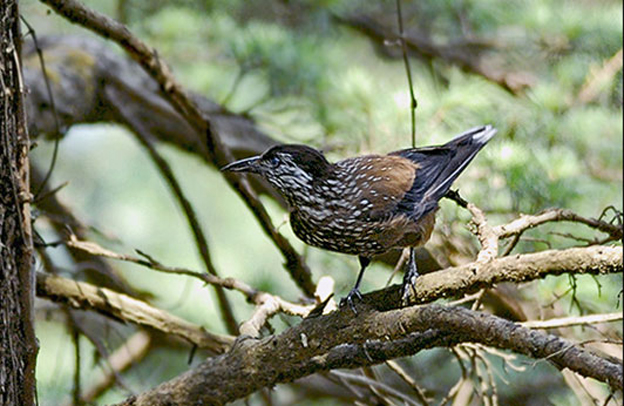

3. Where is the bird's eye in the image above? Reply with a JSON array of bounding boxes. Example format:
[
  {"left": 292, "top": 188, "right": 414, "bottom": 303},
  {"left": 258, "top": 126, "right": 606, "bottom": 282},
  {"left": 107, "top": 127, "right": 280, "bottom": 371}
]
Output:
[{"left": 269, "top": 156, "right": 280, "bottom": 167}]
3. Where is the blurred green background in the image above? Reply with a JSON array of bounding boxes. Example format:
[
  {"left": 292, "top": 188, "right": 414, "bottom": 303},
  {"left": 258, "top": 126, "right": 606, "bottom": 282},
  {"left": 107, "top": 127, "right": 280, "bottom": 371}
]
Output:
[{"left": 22, "top": 0, "right": 622, "bottom": 405}]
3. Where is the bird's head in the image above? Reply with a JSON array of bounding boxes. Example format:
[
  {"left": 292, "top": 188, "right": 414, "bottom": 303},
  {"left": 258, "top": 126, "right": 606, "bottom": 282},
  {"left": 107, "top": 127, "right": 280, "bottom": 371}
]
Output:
[{"left": 221, "top": 144, "right": 331, "bottom": 205}]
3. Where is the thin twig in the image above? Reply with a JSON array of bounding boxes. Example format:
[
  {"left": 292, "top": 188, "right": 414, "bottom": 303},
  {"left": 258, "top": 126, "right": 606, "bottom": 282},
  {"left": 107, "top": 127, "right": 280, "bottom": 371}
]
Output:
[
  {"left": 448, "top": 291, "right": 485, "bottom": 307},
  {"left": 494, "top": 208, "right": 623, "bottom": 241},
  {"left": 439, "top": 348, "right": 469, "bottom": 406},
  {"left": 385, "top": 248, "right": 410, "bottom": 287},
  {"left": 361, "top": 366, "right": 396, "bottom": 406},
  {"left": 20, "top": 16, "right": 63, "bottom": 199},
  {"left": 81, "top": 331, "right": 152, "bottom": 403},
  {"left": 521, "top": 312, "right": 623, "bottom": 330},
  {"left": 501, "top": 233, "right": 521, "bottom": 256},
  {"left": 470, "top": 289, "right": 486, "bottom": 311},
  {"left": 32, "top": 181, "right": 68, "bottom": 204},
  {"left": 67, "top": 310, "right": 133, "bottom": 397},
  {"left": 72, "top": 326, "right": 82, "bottom": 406},
  {"left": 395, "top": 0, "right": 418, "bottom": 147},
  {"left": 65, "top": 237, "right": 312, "bottom": 333},
  {"left": 473, "top": 348, "right": 499, "bottom": 406},
  {"left": 330, "top": 370, "right": 420, "bottom": 406},
  {"left": 385, "top": 360, "right": 430, "bottom": 406}
]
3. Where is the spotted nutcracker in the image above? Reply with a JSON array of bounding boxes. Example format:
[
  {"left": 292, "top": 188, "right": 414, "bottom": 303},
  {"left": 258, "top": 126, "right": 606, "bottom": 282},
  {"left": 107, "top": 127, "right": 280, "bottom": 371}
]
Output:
[{"left": 222, "top": 125, "right": 496, "bottom": 310}]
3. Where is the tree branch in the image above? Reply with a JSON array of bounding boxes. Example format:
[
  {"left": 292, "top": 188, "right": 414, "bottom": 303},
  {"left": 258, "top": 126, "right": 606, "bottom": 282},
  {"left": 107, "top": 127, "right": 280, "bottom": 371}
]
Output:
[
  {"left": 80, "top": 331, "right": 152, "bottom": 404},
  {"left": 371, "top": 245, "right": 622, "bottom": 310},
  {"left": 494, "top": 208, "right": 623, "bottom": 241},
  {"left": 65, "top": 236, "right": 313, "bottom": 335},
  {"left": 520, "top": 312, "right": 623, "bottom": 330},
  {"left": 35, "top": 272, "right": 234, "bottom": 353},
  {"left": 115, "top": 304, "right": 623, "bottom": 405},
  {"left": 334, "top": 13, "right": 534, "bottom": 94}
]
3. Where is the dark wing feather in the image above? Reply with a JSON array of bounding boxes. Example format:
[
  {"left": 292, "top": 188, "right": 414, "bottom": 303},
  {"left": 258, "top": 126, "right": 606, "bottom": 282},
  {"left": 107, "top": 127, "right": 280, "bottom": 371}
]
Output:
[{"left": 390, "top": 125, "right": 496, "bottom": 220}]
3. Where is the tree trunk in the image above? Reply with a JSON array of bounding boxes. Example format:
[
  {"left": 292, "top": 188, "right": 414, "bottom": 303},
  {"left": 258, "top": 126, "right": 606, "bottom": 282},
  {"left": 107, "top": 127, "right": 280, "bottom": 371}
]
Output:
[{"left": 0, "top": 1, "right": 38, "bottom": 405}]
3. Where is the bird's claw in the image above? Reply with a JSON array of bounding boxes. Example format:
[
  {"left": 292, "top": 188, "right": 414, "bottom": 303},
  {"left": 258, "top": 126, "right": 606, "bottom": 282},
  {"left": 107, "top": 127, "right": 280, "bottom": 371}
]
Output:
[
  {"left": 401, "top": 275, "right": 418, "bottom": 306},
  {"left": 401, "top": 255, "right": 420, "bottom": 306},
  {"left": 340, "top": 288, "right": 363, "bottom": 315}
]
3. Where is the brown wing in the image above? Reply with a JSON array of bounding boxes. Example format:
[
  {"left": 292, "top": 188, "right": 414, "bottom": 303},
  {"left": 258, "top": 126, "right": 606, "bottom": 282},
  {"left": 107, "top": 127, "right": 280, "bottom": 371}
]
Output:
[{"left": 337, "top": 154, "right": 419, "bottom": 222}]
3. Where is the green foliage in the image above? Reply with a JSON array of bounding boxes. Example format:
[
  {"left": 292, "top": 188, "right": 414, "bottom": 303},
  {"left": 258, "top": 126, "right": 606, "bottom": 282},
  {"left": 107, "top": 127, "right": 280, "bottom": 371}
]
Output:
[{"left": 227, "top": 22, "right": 326, "bottom": 99}]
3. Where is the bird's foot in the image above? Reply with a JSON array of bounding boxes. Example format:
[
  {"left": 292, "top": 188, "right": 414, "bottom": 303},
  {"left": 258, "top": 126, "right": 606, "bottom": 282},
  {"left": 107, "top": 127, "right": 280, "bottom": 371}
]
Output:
[
  {"left": 401, "top": 267, "right": 420, "bottom": 306},
  {"left": 230, "top": 334, "right": 256, "bottom": 353},
  {"left": 340, "top": 288, "right": 363, "bottom": 315}
]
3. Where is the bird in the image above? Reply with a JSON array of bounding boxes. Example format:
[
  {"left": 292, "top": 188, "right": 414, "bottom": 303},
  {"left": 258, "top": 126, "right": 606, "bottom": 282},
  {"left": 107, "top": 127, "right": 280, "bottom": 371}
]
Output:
[{"left": 222, "top": 125, "right": 496, "bottom": 310}]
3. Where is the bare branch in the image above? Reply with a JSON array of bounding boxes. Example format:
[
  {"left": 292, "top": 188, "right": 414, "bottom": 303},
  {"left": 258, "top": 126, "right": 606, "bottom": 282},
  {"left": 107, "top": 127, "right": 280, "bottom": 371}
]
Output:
[
  {"left": 521, "top": 313, "right": 623, "bottom": 330},
  {"left": 494, "top": 209, "right": 623, "bottom": 241},
  {"left": 376, "top": 245, "right": 622, "bottom": 309},
  {"left": 81, "top": 331, "right": 152, "bottom": 403},
  {"left": 66, "top": 236, "right": 312, "bottom": 336},
  {"left": 385, "top": 360, "right": 430, "bottom": 405},
  {"left": 35, "top": 272, "right": 234, "bottom": 353},
  {"left": 334, "top": 13, "right": 533, "bottom": 94},
  {"left": 466, "top": 202, "right": 498, "bottom": 262}
]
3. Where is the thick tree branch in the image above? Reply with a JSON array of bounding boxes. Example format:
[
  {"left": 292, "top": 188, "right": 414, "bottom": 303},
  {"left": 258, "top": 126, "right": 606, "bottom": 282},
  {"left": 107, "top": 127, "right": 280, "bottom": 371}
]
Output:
[
  {"left": 35, "top": 272, "right": 234, "bottom": 353},
  {"left": 369, "top": 245, "right": 622, "bottom": 310},
  {"left": 115, "top": 304, "right": 622, "bottom": 405}
]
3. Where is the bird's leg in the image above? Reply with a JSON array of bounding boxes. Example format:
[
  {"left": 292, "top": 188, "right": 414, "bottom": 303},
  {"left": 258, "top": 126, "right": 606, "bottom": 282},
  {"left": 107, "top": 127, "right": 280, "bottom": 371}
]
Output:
[
  {"left": 340, "top": 256, "right": 370, "bottom": 314},
  {"left": 401, "top": 247, "right": 420, "bottom": 305}
]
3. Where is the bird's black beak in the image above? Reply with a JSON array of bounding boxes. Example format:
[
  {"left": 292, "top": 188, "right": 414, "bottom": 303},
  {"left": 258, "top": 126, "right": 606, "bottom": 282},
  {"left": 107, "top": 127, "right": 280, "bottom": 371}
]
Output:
[{"left": 220, "top": 156, "right": 261, "bottom": 173}]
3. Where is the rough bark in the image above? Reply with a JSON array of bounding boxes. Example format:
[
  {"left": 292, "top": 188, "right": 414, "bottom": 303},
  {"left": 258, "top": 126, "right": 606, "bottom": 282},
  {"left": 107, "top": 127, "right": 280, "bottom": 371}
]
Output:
[
  {"left": 115, "top": 304, "right": 622, "bottom": 405},
  {"left": 0, "top": 1, "right": 38, "bottom": 404},
  {"left": 369, "top": 245, "right": 623, "bottom": 310}
]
